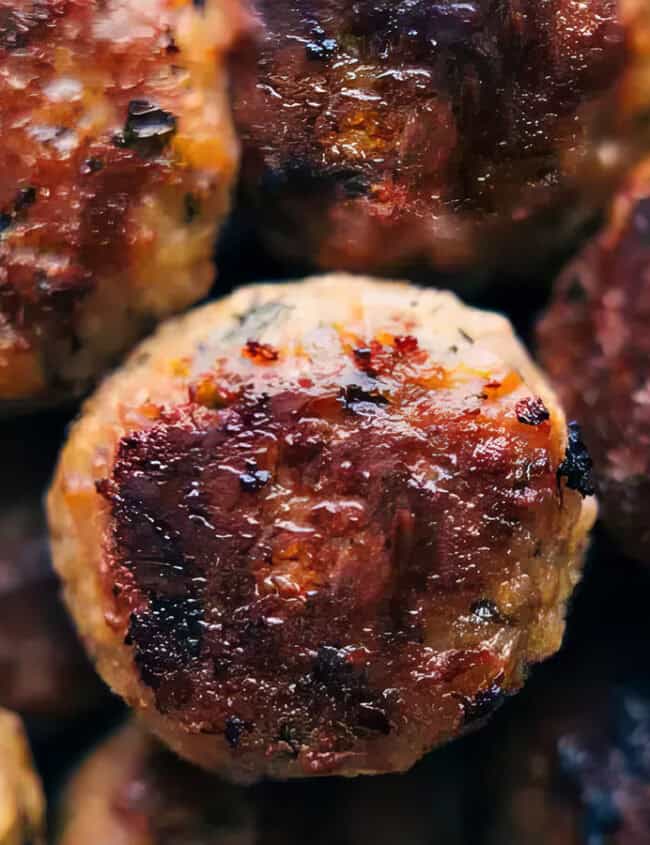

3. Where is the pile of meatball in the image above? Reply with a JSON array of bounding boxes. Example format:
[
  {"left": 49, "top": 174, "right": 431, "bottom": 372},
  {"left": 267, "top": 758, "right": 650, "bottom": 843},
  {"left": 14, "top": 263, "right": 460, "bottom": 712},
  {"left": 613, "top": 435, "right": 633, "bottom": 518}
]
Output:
[{"left": 2, "top": 1, "right": 650, "bottom": 843}]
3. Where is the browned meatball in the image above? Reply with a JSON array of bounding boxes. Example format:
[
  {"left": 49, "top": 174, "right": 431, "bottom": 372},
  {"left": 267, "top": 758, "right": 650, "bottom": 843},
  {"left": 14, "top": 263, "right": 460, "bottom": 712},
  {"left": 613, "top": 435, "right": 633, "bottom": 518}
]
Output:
[
  {"left": 538, "top": 158, "right": 650, "bottom": 563},
  {"left": 0, "top": 709, "right": 45, "bottom": 845},
  {"left": 0, "top": 417, "right": 104, "bottom": 721},
  {"left": 48, "top": 275, "right": 595, "bottom": 781},
  {"left": 57, "top": 721, "right": 470, "bottom": 845},
  {"left": 0, "top": 0, "right": 251, "bottom": 414},
  {"left": 233, "top": 0, "right": 649, "bottom": 276}
]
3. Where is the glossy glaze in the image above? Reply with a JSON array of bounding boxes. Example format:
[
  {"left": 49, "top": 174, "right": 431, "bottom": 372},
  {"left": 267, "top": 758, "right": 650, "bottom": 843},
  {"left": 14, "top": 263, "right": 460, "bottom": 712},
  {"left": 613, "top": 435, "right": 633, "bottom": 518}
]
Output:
[
  {"left": 0, "top": 0, "right": 247, "bottom": 409},
  {"left": 234, "top": 0, "right": 632, "bottom": 273}
]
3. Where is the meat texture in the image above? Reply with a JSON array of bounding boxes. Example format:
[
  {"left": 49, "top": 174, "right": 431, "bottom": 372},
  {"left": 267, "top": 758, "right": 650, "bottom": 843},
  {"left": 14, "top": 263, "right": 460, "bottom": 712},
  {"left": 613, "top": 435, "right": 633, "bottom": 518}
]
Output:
[
  {"left": 48, "top": 275, "right": 596, "bottom": 781},
  {"left": 0, "top": 0, "right": 250, "bottom": 413},
  {"left": 538, "top": 157, "right": 650, "bottom": 563},
  {"left": 0, "top": 709, "right": 44, "bottom": 845},
  {"left": 233, "top": 0, "right": 650, "bottom": 276}
]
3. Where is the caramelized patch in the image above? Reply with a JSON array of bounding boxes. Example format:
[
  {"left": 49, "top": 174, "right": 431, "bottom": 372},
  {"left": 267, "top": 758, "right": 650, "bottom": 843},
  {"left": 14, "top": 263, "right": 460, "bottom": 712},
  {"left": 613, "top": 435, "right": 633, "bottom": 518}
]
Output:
[
  {"left": 234, "top": 0, "right": 627, "bottom": 270},
  {"left": 99, "top": 330, "right": 578, "bottom": 772}
]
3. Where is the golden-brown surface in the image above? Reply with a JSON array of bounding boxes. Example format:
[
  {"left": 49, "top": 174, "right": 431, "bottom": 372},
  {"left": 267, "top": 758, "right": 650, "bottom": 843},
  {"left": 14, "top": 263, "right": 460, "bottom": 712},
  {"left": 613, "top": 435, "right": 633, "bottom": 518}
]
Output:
[
  {"left": 538, "top": 157, "right": 650, "bottom": 563},
  {"left": 0, "top": 0, "right": 250, "bottom": 413},
  {"left": 0, "top": 709, "right": 45, "bottom": 845},
  {"left": 48, "top": 275, "right": 596, "bottom": 781},
  {"left": 234, "top": 0, "right": 650, "bottom": 276},
  {"left": 0, "top": 416, "right": 105, "bottom": 720}
]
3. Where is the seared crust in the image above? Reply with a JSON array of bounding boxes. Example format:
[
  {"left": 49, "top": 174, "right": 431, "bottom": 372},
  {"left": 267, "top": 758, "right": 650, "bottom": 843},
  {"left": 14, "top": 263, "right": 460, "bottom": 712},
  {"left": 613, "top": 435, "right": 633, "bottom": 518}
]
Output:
[
  {"left": 0, "top": 0, "right": 250, "bottom": 412},
  {"left": 538, "top": 158, "right": 650, "bottom": 563},
  {"left": 0, "top": 709, "right": 45, "bottom": 845},
  {"left": 234, "top": 0, "right": 648, "bottom": 275},
  {"left": 48, "top": 275, "right": 596, "bottom": 781}
]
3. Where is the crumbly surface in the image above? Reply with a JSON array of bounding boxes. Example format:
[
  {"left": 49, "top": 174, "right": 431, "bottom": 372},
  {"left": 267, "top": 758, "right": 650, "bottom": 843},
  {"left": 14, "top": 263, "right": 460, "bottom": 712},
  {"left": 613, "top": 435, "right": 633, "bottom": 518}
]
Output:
[
  {"left": 234, "top": 0, "right": 646, "bottom": 275},
  {"left": 538, "top": 158, "right": 650, "bottom": 563},
  {"left": 0, "top": 709, "right": 44, "bottom": 845},
  {"left": 48, "top": 275, "right": 596, "bottom": 781},
  {"left": 0, "top": 0, "right": 249, "bottom": 412}
]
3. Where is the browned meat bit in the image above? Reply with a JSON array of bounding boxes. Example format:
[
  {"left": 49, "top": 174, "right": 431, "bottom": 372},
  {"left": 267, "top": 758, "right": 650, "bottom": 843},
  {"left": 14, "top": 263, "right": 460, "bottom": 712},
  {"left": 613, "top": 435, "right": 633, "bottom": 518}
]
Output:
[
  {"left": 0, "top": 0, "right": 251, "bottom": 414},
  {"left": 538, "top": 158, "right": 650, "bottom": 563},
  {"left": 0, "top": 709, "right": 45, "bottom": 845},
  {"left": 233, "top": 0, "right": 648, "bottom": 277},
  {"left": 48, "top": 275, "right": 595, "bottom": 782},
  {"left": 57, "top": 720, "right": 469, "bottom": 845},
  {"left": 0, "top": 417, "right": 105, "bottom": 723}
]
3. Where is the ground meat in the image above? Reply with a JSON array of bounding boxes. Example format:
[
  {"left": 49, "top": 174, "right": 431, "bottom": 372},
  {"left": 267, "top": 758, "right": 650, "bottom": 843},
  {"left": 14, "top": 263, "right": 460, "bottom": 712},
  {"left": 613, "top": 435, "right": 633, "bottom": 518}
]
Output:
[
  {"left": 48, "top": 275, "right": 595, "bottom": 781},
  {"left": 538, "top": 157, "right": 650, "bottom": 563},
  {"left": 233, "top": 0, "right": 647, "bottom": 277},
  {"left": 0, "top": 0, "right": 251, "bottom": 413}
]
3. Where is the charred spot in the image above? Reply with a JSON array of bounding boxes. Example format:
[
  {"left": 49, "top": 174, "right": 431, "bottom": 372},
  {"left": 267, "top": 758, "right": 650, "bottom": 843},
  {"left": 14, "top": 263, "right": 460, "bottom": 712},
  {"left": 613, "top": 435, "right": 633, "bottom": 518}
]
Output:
[
  {"left": 459, "top": 329, "right": 475, "bottom": 344},
  {"left": 14, "top": 186, "right": 36, "bottom": 212},
  {"left": 470, "top": 600, "right": 504, "bottom": 624},
  {"left": 277, "top": 722, "right": 302, "bottom": 757},
  {"left": 0, "top": 213, "right": 11, "bottom": 233},
  {"left": 340, "top": 384, "right": 389, "bottom": 411},
  {"left": 558, "top": 421, "right": 596, "bottom": 497},
  {"left": 82, "top": 157, "right": 104, "bottom": 175},
  {"left": 312, "top": 645, "right": 354, "bottom": 687},
  {"left": 121, "top": 100, "right": 177, "bottom": 154},
  {"left": 460, "top": 681, "right": 504, "bottom": 725},
  {"left": 0, "top": 2, "right": 63, "bottom": 50},
  {"left": 260, "top": 161, "right": 369, "bottom": 201},
  {"left": 516, "top": 397, "right": 550, "bottom": 426},
  {"left": 127, "top": 596, "right": 204, "bottom": 692},
  {"left": 239, "top": 459, "right": 271, "bottom": 492},
  {"left": 184, "top": 193, "right": 201, "bottom": 223},
  {"left": 224, "top": 715, "right": 245, "bottom": 748},
  {"left": 357, "top": 702, "right": 391, "bottom": 735},
  {"left": 305, "top": 36, "right": 338, "bottom": 61},
  {"left": 566, "top": 274, "right": 587, "bottom": 303},
  {"left": 242, "top": 339, "right": 279, "bottom": 363}
]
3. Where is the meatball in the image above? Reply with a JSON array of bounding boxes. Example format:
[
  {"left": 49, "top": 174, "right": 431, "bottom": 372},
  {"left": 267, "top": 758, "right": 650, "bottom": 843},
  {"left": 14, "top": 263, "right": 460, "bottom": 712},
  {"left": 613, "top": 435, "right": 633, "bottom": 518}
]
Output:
[
  {"left": 57, "top": 721, "right": 469, "bottom": 845},
  {"left": 0, "top": 709, "right": 45, "bottom": 845},
  {"left": 538, "top": 158, "right": 650, "bottom": 563},
  {"left": 0, "top": 416, "right": 105, "bottom": 722},
  {"left": 0, "top": 0, "right": 251, "bottom": 414},
  {"left": 233, "top": 0, "right": 647, "bottom": 276},
  {"left": 48, "top": 275, "right": 596, "bottom": 781}
]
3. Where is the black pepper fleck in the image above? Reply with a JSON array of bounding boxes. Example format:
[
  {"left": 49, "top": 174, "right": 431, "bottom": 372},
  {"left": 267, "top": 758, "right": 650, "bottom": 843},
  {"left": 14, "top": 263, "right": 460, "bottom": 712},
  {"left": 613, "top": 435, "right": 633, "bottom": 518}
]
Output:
[{"left": 558, "top": 421, "right": 596, "bottom": 497}]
